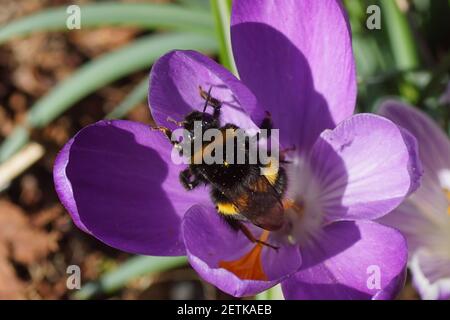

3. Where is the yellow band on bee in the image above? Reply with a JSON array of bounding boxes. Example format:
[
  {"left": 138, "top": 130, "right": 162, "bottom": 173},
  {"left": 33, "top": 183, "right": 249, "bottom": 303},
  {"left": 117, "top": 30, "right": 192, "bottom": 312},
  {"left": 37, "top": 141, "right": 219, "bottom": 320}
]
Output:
[
  {"left": 216, "top": 202, "right": 239, "bottom": 215},
  {"left": 263, "top": 157, "right": 279, "bottom": 185}
]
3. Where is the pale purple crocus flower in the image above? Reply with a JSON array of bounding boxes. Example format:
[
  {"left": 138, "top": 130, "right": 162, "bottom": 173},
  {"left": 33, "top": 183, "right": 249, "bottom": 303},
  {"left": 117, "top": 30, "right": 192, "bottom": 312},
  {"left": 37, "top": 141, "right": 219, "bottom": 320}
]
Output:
[
  {"left": 54, "top": 0, "right": 422, "bottom": 299},
  {"left": 379, "top": 100, "right": 450, "bottom": 300}
]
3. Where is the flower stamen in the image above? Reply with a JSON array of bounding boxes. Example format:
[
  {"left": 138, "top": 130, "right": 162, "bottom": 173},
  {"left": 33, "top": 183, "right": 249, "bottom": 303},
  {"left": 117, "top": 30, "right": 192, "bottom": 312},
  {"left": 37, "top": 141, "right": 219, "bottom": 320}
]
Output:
[
  {"left": 444, "top": 188, "right": 450, "bottom": 216},
  {"left": 283, "top": 198, "right": 304, "bottom": 216}
]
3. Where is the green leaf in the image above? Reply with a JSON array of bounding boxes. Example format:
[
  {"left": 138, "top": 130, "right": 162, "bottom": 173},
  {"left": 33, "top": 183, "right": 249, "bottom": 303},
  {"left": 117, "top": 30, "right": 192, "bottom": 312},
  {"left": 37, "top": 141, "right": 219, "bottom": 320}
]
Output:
[
  {"left": 380, "top": 0, "right": 419, "bottom": 70},
  {"left": 105, "top": 78, "right": 149, "bottom": 120},
  {"left": 210, "top": 0, "right": 237, "bottom": 75},
  {"left": 0, "top": 127, "right": 29, "bottom": 163},
  {"left": 353, "top": 35, "right": 381, "bottom": 81},
  {"left": 74, "top": 256, "right": 187, "bottom": 300},
  {"left": 0, "top": 32, "right": 217, "bottom": 162},
  {"left": 344, "top": 0, "right": 366, "bottom": 33},
  {"left": 255, "top": 285, "right": 284, "bottom": 300},
  {"left": 0, "top": 2, "right": 214, "bottom": 44}
]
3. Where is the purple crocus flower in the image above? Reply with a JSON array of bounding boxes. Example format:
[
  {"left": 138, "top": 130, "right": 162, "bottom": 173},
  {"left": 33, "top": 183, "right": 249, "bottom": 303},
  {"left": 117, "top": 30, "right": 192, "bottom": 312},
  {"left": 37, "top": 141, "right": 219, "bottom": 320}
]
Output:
[
  {"left": 379, "top": 100, "right": 450, "bottom": 300},
  {"left": 54, "top": 0, "right": 422, "bottom": 299}
]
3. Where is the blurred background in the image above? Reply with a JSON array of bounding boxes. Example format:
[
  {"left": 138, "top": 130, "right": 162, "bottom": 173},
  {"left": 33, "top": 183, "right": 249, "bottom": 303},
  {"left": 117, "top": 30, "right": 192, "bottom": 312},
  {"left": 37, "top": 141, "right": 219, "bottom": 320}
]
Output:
[{"left": 0, "top": 0, "right": 448, "bottom": 300}]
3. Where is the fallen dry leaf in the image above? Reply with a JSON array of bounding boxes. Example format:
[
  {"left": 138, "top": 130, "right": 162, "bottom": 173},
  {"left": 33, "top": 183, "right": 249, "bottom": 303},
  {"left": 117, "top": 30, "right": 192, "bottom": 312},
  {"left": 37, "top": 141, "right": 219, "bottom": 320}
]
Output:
[{"left": 0, "top": 199, "right": 59, "bottom": 299}]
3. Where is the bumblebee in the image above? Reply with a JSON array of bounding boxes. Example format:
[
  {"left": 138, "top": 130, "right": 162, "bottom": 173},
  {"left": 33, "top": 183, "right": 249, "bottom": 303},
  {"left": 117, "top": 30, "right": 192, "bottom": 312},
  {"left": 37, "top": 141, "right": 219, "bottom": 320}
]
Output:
[{"left": 154, "top": 86, "right": 288, "bottom": 249}]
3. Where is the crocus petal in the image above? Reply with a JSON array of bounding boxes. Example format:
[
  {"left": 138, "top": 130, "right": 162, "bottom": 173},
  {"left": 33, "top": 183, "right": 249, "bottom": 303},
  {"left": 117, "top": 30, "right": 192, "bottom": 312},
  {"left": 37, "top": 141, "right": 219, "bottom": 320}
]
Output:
[
  {"left": 378, "top": 101, "right": 450, "bottom": 171},
  {"left": 149, "top": 50, "right": 261, "bottom": 131},
  {"left": 379, "top": 100, "right": 450, "bottom": 217},
  {"left": 231, "top": 0, "right": 356, "bottom": 152},
  {"left": 281, "top": 221, "right": 407, "bottom": 300},
  {"left": 410, "top": 248, "right": 450, "bottom": 300},
  {"left": 380, "top": 194, "right": 450, "bottom": 301},
  {"left": 181, "top": 205, "right": 302, "bottom": 297},
  {"left": 309, "top": 114, "right": 422, "bottom": 221},
  {"left": 54, "top": 120, "right": 209, "bottom": 256},
  {"left": 378, "top": 200, "right": 446, "bottom": 254}
]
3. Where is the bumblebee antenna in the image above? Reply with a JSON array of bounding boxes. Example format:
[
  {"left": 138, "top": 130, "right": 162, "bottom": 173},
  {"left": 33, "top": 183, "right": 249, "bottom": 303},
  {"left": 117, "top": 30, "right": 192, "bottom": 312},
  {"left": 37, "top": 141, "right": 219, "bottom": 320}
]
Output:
[{"left": 201, "top": 86, "right": 213, "bottom": 113}]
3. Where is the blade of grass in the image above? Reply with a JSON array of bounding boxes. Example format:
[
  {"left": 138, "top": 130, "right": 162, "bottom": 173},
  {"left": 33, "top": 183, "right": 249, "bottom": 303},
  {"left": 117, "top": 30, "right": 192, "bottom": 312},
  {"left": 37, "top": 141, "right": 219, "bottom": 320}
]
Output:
[
  {"left": 380, "top": 0, "right": 419, "bottom": 70},
  {"left": 0, "top": 32, "right": 217, "bottom": 162},
  {"left": 210, "top": 0, "right": 237, "bottom": 75},
  {"left": 177, "top": 0, "right": 211, "bottom": 11},
  {"left": 0, "top": 2, "right": 214, "bottom": 44},
  {"left": 27, "top": 32, "right": 217, "bottom": 127},
  {"left": 344, "top": 0, "right": 365, "bottom": 33},
  {"left": 0, "top": 127, "right": 29, "bottom": 164},
  {"left": 105, "top": 78, "right": 149, "bottom": 120},
  {"left": 380, "top": 0, "right": 421, "bottom": 103},
  {"left": 74, "top": 256, "right": 187, "bottom": 300}
]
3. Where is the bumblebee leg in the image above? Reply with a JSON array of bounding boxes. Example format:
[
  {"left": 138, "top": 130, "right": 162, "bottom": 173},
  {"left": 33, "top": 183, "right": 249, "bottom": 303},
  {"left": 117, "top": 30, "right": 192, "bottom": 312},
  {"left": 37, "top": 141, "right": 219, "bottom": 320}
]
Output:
[
  {"left": 166, "top": 116, "right": 185, "bottom": 127},
  {"left": 237, "top": 221, "right": 279, "bottom": 250},
  {"left": 151, "top": 125, "right": 171, "bottom": 139},
  {"left": 151, "top": 125, "right": 183, "bottom": 153},
  {"left": 179, "top": 168, "right": 204, "bottom": 190}
]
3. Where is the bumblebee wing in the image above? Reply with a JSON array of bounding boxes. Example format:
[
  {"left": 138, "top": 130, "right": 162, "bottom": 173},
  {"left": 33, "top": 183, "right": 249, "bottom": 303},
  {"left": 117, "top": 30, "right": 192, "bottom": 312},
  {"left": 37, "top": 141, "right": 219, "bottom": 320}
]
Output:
[
  {"left": 216, "top": 173, "right": 285, "bottom": 231},
  {"left": 240, "top": 177, "right": 285, "bottom": 231}
]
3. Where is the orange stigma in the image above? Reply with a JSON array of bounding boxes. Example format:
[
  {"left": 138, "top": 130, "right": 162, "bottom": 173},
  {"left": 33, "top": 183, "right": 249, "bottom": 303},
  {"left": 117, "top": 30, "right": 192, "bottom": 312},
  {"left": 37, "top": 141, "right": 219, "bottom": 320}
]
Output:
[{"left": 219, "top": 231, "right": 270, "bottom": 281}]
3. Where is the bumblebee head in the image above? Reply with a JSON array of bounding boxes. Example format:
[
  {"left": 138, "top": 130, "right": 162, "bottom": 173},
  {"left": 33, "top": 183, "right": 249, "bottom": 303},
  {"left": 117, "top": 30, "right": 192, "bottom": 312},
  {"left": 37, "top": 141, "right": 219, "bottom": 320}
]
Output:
[{"left": 183, "top": 110, "right": 219, "bottom": 136}]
